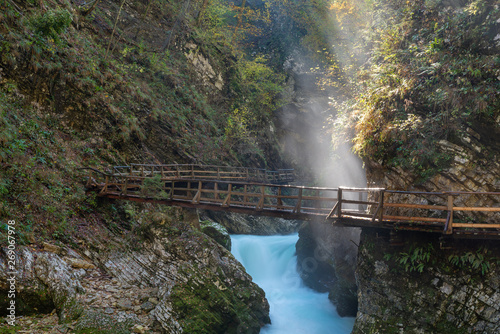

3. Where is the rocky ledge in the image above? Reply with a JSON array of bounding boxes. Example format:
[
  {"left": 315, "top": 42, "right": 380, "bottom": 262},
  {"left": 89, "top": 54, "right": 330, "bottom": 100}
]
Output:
[{"left": 0, "top": 207, "right": 270, "bottom": 333}]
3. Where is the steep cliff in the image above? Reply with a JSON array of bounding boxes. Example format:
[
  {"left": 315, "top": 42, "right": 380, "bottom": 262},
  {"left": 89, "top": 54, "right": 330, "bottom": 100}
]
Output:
[
  {"left": 0, "top": 206, "right": 270, "bottom": 333},
  {"left": 353, "top": 229, "right": 500, "bottom": 334},
  {"left": 295, "top": 220, "right": 360, "bottom": 317}
]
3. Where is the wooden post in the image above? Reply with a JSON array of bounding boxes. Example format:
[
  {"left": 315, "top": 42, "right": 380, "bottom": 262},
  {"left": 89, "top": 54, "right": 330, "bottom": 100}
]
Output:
[
  {"left": 337, "top": 188, "right": 343, "bottom": 218},
  {"left": 141, "top": 165, "right": 144, "bottom": 177},
  {"left": 293, "top": 188, "right": 303, "bottom": 214},
  {"left": 161, "top": 166, "right": 165, "bottom": 178},
  {"left": 217, "top": 167, "right": 220, "bottom": 180},
  {"left": 277, "top": 187, "right": 283, "bottom": 210},
  {"left": 170, "top": 181, "right": 175, "bottom": 200},
  {"left": 123, "top": 178, "right": 128, "bottom": 196},
  {"left": 243, "top": 185, "right": 248, "bottom": 205},
  {"left": 101, "top": 176, "right": 109, "bottom": 194},
  {"left": 222, "top": 184, "right": 232, "bottom": 207},
  {"left": 193, "top": 181, "right": 202, "bottom": 204},
  {"left": 315, "top": 189, "right": 320, "bottom": 212},
  {"left": 214, "top": 182, "right": 219, "bottom": 202},
  {"left": 257, "top": 185, "right": 265, "bottom": 210},
  {"left": 445, "top": 194, "right": 454, "bottom": 234},
  {"left": 358, "top": 192, "right": 363, "bottom": 212},
  {"left": 191, "top": 164, "right": 194, "bottom": 178},
  {"left": 379, "top": 190, "right": 384, "bottom": 222}
]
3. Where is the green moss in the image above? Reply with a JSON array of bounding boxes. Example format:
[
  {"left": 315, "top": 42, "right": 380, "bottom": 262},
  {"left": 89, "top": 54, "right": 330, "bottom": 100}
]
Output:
[{"left": 170, "top": 266, "right": 265, "bottom": 334}]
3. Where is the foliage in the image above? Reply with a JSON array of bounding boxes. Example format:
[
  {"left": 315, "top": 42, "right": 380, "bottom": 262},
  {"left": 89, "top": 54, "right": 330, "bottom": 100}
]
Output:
[
  {"left": 26, "top": 8, "right": 72, "bottom": 43},
  {"left": 329, "top": 0, "right": 500, "bottom": 181},
  {"left": 393, "top": 243, "right": 435, "bottom": 273},
  {"left": 141, "top": 175, "right": 169, "bottom": 200},
  {"left": 447, "top": 247, "right": 499, "bottom": 276}
]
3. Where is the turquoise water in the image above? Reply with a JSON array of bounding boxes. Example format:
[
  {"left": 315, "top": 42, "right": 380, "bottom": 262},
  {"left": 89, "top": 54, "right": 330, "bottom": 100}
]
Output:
[{"left": 231, "top": 234, "right": 355, "bottom": 334}]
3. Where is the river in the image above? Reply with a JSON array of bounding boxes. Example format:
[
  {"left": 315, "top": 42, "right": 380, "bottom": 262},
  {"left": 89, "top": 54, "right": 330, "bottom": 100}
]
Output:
[{"left": 231, "top": 234, "right": 355, "bottom": 334}]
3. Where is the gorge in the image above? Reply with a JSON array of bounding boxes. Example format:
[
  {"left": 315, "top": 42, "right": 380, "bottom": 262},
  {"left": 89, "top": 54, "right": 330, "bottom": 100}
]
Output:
[{"left": 0, "top": 0, "right": 499, "bottom": 333}]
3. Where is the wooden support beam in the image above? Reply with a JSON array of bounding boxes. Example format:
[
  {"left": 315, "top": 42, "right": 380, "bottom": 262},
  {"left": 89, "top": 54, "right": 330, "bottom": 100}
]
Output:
[
  {"left": 256, "top": 186, "right": 265, "bottom": 210},
  {"left": 222, "top": 184, "right": 232, "bottom": 207},
  {"left": 337, "top": 188, "right": 343, "bottom": 218},
  {"left": 445, "top": 195, "right": 454, "bottom": 234},
  {"left": 277, "top": 187, "right": 283, "bottom": 210},
  {"left": 192, "top": 181, "right": 202, "bottom": 204},
  {"left": 378, "top": 190, "right": 384, "bottom": 222},
  {"left": 293, "top": 188, "right": 303, "bottom": 214},
  {"left": 122, "top": 178, "right": 128, "bottom": 196},
  {"left": 100, "top": 176, "right": 109, "bottom": 194},
  {"left": 327, "top": 201, "right": 339, "bottom": 219}
]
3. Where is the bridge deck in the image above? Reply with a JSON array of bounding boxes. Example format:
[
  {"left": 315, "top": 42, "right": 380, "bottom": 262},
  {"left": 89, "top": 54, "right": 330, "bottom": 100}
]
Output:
[{"left": 83, "top": 164, "right": 500, "bottom": 239}]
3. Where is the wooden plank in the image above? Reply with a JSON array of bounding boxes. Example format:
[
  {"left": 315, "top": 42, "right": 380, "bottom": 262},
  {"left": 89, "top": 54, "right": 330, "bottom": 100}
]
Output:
[
  {"left": 342, "top": 200, "right": 379, "bottom": 206},
  {"left": 384, "top": 203, "right": 448, "bottom": 210},
  {"left": 199, "top": 197, "right": 224, "bottom": 204},
  {"left": 340, "top": 187, "right": 385, "bottom": 192},
  {"left": 342, "top": 211, "right": 374, "bottom": 218},
  {"left": 452, "top": 223, "right": 500, "bottom": 228},
  {"left": 383, "top": 215, "right": 447, "bottom": 223},
  {"left": 453, "top": 207, "right": 500, "bottom": 212}
]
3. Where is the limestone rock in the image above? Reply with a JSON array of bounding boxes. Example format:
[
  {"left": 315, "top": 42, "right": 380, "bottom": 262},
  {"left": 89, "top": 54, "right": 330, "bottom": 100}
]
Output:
[
  {"left": 200, "top": 209, "right": 301, "bottom": 235},
  {"left": 200, "top": 219, "right": 232, "bottom": 250},
  {"left": 63, "top": 257, "right": 96, "bottom": 270},
  {"left": 352, "top": 229, "right": 500, "bottom": 334}
]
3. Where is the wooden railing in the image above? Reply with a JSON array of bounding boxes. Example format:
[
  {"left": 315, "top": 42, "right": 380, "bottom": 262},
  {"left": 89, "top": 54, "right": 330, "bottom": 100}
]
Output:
[
  {"left": 84, "top": 168, "right": 500, "bottom": 237},
  {"left": 110, "top": 164, "right": 294, "bottom": 184}
]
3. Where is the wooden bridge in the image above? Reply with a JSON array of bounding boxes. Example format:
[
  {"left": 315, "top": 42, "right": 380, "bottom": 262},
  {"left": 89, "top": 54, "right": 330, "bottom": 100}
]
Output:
[{"left": 84, "top": 164, "right": 500, "bottom": 239}]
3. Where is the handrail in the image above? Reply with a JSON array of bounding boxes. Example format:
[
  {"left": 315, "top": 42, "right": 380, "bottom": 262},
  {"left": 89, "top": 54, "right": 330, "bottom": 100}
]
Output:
[
  {"left": 83, "top": 166, "right": 500, "bottom": 238},
  {"left": 107, "top": 164, "right": 295, "bottom": 184}
]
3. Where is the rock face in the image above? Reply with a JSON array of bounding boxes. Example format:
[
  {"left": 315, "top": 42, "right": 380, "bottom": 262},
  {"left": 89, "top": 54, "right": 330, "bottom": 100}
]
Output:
[
  {"left": 0, "top": 209, "right": 270, "bottom": 333},
  {"left": 200, "top": 219, "right": 232, "bottom": 250},
  {"left": 366, "top": 128, "right": 500, "bottom": 224},
  {"left": 295, "top": 219, "right": 360, "bottom": 317},
  {"left": 199, "top": 210, "right": 301, "bottom": 235},
  {"left": 352, "top": 229, "right": 500, "bottom": 334}
]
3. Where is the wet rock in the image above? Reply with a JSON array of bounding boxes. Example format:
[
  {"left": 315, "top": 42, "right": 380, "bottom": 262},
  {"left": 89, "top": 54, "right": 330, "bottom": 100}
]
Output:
[
  {"left": 200, "top": 210, "right": 301, "bottom": 235},
  {"left": 295, "top": 220, "right": 360, "bottom": 317},
  {"left": 200, "top": 219, "right": 232, "bottom": 250}
]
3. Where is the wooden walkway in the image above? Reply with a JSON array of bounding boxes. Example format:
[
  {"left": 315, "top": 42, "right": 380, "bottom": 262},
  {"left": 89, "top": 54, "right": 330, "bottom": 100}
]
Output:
[{"left": 84, "top": 164, "right": 500, "bottom": 239}]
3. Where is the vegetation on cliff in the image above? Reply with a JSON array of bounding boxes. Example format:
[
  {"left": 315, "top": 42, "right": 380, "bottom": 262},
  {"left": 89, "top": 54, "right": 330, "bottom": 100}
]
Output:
[
  {"left": 0, "top": 0, "right": 295, "bottom": 244},
  {"left": 328, "top": 0, "right": 499, "bottom": 182}
]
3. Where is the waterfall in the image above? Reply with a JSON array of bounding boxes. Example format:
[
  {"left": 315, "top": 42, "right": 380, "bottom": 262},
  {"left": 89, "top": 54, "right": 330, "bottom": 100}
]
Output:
[{"left": 231, "top": 234, "right": 355, "bottom": 334}]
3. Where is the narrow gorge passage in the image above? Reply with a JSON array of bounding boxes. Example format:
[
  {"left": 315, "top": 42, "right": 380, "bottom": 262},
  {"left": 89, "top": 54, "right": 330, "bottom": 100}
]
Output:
[{"left": 231, "top": 234, "right": 355, "bottom": 334}]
